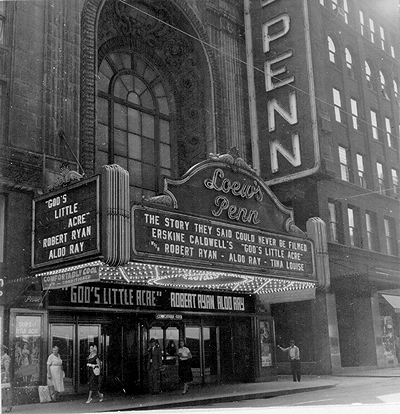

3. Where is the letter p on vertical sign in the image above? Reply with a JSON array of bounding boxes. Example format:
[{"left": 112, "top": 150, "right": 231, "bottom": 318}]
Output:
[{"left": 262, "top": 14, "right": 290, "bottom": 53}]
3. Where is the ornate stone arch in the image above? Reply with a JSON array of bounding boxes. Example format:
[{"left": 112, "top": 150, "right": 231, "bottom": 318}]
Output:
[{"left": 80, "top": 0, "right": 224, "bottom": 176}]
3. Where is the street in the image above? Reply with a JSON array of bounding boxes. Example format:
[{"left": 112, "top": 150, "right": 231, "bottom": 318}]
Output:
[{"left": 173, "top": 376, "right": 400, "bottom": 414}]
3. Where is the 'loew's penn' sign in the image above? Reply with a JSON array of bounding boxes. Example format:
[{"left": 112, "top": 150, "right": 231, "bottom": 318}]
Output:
[{"left": 250, "top": 0, "right": 320, "bottom": 184}]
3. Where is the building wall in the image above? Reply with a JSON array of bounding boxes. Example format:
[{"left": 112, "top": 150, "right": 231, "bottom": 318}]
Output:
[{"left": 269, "top": 0, "right": 400, "bottom": 371}]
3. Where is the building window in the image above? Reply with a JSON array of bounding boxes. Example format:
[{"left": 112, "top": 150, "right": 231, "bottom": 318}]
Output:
[
  {"left": 370, "top": 110, "right": 379, "bottom": 140},
  {"left": 328, "top": 201, "right": 338, "bottom": 242},
  {"left": 377, "top": 162, "right": 386, "bottom": 194},
  {"left": 347, "top": 206, "right": 361, "bottom": 247},
  {"left": 365, "top": 61, "right": 374, "bottom": 91},
  {"left": 350, "top": 99, "right": 359, "bottom": 130},
  {"left": 333, "top": 88, "right": 343, "bottom": 123},
  {"left": 328, "top": 37, "right": 336, "bottom": 64},
  {"left": 369, "top": 18, "right": 375, "bottom": 43},
  {"left": 356, "top": 154, "right": 366, "bottom": 188},
  {"left": 380, "top": 27, "right": 386, "bottom": 51},
  {"left": 332, "top": 0, "right": 338, "bottom": 10},
  {"left": 384, "top": 217, "right": 398, "bottom": 255},
  {"left": 380, "top": 71, "right": 389, "bottom": 99},
  {"left": 342, "top": 0, "right": 349, "bottom": 24},
  {"left": 391, "top": 168, "right": 399, "bottom": 196},
  {"left": 97, "top": 52, "right": 173, "bottom": 203},
  {"left": 359, "top": 11, "right": 365, "bottom": 36},
  {"left": 338, "top": 146, "right": 349, "bottom": 181},
  {"left": 393, "top": 79, "right": 399, "bottom": 99},
  {"left": 0, "top": 194, "right": 4, "bottom": 263},
  {"left": 385, "top": 117, "right": 394, "bottom": 148},
  {"left": 345, "top": 48, "right": 354, "bottom": 77},
  {"left": 390, "top": 45, "right": 395, "bottom": 59},
  {"left": 365, "top": 211, "right": 378, "bottom": 251},
  {"left": 0, "top": 2, "right": 5, "bottom": 45},
  {"left": 320, "top": 0, "right": 325, "bottom": 5}
]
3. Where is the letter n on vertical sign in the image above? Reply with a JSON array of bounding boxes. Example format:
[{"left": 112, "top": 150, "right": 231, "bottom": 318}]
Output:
[{"left": 250, "top": 0, "right": 320, "bottom": 185}]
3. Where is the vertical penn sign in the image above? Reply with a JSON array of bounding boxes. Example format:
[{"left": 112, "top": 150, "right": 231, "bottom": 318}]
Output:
[{"left": 250, "top": 0, "right": 320, "bottom": 184}]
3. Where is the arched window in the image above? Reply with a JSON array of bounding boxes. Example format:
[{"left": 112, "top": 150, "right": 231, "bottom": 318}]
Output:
[
  {"left": 345, "top": 48, "right": 354, "bottom": 77},
  {"left": 328, "top": 37, "right": 336, "bottom": 63},
  {"left": 380, "top": 70, "right": 389, "bottom": 99},
  {"left": 365, "top": 61, "right": 374, "bottom": 91},
  {"left": 97, "top": 52, "right": 173, "bottom": 203}
]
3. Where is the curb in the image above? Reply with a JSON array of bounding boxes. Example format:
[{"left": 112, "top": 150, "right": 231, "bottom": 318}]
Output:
[{"left": 105, "top": 384, "right": 337, "bottom": 412}]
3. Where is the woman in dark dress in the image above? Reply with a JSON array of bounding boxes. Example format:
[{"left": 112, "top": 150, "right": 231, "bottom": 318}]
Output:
[
  {"left": 86, "top": 344, "right": 104, "bottom": 403},
  {"left": 177, "top": 340, "right": 193, "bottom": 394}
]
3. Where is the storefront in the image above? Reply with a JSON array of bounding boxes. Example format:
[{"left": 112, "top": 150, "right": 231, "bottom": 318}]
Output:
[
  {"left": 44, "top": 283, "right": 257, "bottom": 393},
  {"left": 16, "top": 153, "right": 317, "bottom": 400}
]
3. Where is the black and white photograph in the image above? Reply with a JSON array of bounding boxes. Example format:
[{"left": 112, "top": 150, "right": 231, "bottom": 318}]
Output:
[{"left": 1, "top": 1, "right": 400, "bottom": 414}]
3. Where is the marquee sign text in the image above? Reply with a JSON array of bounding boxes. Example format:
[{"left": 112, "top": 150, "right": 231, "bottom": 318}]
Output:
[
  {"left": 251, "top": 0, "right": 320, "bottom": 184},
  {"left": 32, "top": 177, "right": 100, "bottom": 268},
  {"left": 48, "top": 284, "right": 251, "bottom": 313},
  {"left": 132, "top": 206, "right": 315, "bottom": 280}
]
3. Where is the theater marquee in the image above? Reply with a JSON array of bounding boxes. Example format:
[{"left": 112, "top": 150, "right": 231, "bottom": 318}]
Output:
[
  {"left": 32, "top": 176, "right": 100, "bottom": 268},
  {"left": 132, "top": 152, "right": 316, "bottom": 283}
]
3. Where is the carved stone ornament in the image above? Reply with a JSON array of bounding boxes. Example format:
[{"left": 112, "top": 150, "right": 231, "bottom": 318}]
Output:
[
  {"left": 47, "top": 162, "right": 85, "bottom": 192},
  {"left": 284, "top": 218, "right": 306, "bottom": 238},
  {"left": 143, "top": 194, "right": 174, "bottom": 207},
  {"left": 209, "top": 147, "right": 256, "bottom": 174}
]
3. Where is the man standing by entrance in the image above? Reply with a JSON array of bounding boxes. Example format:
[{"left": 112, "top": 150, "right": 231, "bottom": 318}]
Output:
[
  {"left": 147, "top": 338, "right": 162, "bottom": 394},
  {"left": 278, "top": 340, "right": 301, "bottom": 382}
]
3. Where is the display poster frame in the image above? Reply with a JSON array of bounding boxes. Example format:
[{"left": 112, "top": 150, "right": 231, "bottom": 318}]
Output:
[
  {"left": 9, "top": 309, "right": 48, "bottom": 401},
  {"left": 258, "top": 317, "right": 276, "bottom": 378}
]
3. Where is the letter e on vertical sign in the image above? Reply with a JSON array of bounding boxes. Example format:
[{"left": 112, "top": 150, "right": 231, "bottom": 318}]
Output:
[{"left": 250, "top": 0, "right": 320, "bottom": 185}]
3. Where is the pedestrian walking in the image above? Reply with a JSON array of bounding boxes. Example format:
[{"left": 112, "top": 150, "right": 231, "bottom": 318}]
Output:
[
  {"left": 46, "top": 345, "right": 65, "bottom": 401},
  {"left": 178, "top": 339, "right": 193, "bottom": 394},
  {"left": 278, "top": 339, "right": 301, "bottom": 382},
  {"left": 85, "top": 344, "right": 104, "bottom": 403},
  {"left": 147, "top": 338, "right": 163, "bottom": 394}
]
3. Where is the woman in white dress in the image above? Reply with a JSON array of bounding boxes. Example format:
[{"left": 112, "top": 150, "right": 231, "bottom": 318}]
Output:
[{"left": 47, "top": 346, "right": 64, "bottom": 401}]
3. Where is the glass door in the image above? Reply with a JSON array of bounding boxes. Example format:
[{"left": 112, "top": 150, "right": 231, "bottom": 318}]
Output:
[
  {"left": 50, "top": 324, "right": 101, "bottom": 393},
  {"left": 185, "top": 326, "right": 201, "bottom": 383},
  {"left": 50, "top": 325, "right": 75, "bottom": 394},
  {"left": 185, "top": 325, "right": 219, "bottom": 384},
  {"left": 78, "top": 325, "right": 101, "bottom": 393},
  {"left": 203, "top": 327, "right": 218, "bottom": 384}
]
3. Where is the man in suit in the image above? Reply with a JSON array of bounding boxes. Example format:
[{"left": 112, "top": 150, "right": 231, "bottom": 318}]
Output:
[{"left": 147, "top": 338, "right": 163, "bottom": 394}]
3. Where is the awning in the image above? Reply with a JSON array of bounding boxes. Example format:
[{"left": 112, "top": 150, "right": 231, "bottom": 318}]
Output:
[
  {"left": 259, "top": 287, "right": 316, "bottom": 304},
  {"left": 382, "top": 294, "right": 400, "bottom": 313}
]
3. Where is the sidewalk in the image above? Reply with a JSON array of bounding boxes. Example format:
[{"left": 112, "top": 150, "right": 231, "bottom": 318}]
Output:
[
  {"left": 5, "top": 376, "right": 338, "bottom": 414},
  {"left": 336, "top": 366, "right": 400, "bottom": 377},
  {"left": 6, "top": 366, "right": 400, "bottom": 414}
]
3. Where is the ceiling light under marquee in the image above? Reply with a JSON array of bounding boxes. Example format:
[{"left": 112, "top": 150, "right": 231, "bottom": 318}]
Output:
[{"left": 37, "top": 261, "right": 315, "bottom": 294}]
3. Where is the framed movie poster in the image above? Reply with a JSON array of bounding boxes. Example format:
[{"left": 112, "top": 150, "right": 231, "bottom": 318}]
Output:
[{"left": 260, "top": 319, "right": 275, "bottom": 367}]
